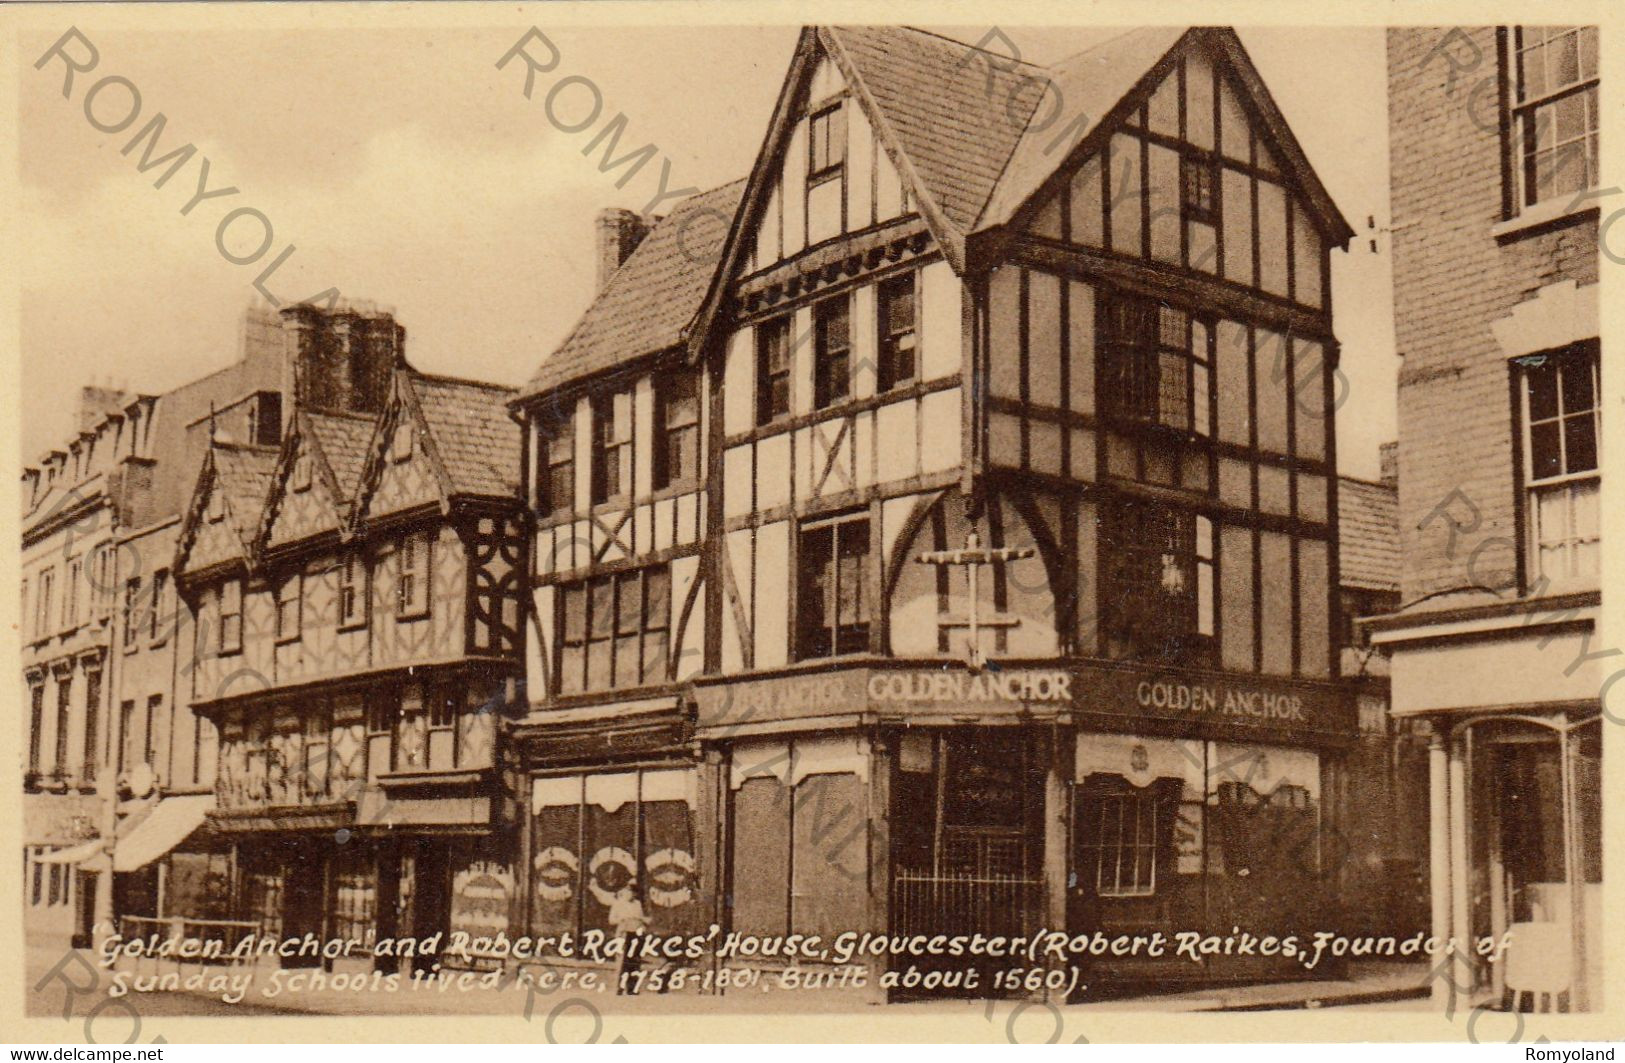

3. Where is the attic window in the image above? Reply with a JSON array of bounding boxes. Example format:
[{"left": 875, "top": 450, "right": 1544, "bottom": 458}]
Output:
[
  {"left": 808, "top": 102, "right": 846, "bottom": 184},
  {"left": 1181, "top": 156, "right": 1218, "bottom": 224},
  {"left": 391, "top": 419, "right": 413, "bottom": 462},
  {"left": 292, "top": 452, "right": 312, "bottom": 492},
  {"left": 206, "top": 488, "right": 224, "bottom": 523}
]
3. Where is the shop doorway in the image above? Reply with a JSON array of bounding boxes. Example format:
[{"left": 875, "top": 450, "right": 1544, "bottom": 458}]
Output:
[{"left": 890, "top": 729, "right": 1044, "bottom": 984}]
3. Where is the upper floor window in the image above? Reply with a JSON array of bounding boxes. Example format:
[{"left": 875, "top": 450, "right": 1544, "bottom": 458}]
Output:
[
  {"left": 276, "top": 571, "right": 302, "bottom": 643},
  {"left": 539, "top": 414, "right": 576, "bottom": 517},
  {"left": 338, "top": 552, "right": 368, "bottom": 629},
  {"left": 63, "top": 558, "right": 81, "bottom": 631},
  {"left": 220, "top": 578, "right": 244, "bottom": 655},
  {"left": 1520, "top": 345, "right": 1599, "bottom": 587},
  {"left": 1510, "top": 26, "right": 1599, "bottom": 209},
  {"left": 808, "top": 102, "right": 846, "bottom": 184},
  {"left": 756, "top": 316, "right": 792, "bottom": 425},
  {"left": 390, "top": 418, "right": 414, "bottom": 463},
  {"left": 654, "top": 371, "right": 701, "bottom": 490},
  {"left": 1181, "top": 154, "right": 1218, "bottom": 229},
  {"left": 556, "top": 565, "right": 671, "bottom": 695},
  {"left": 797, "top": 512, "right": 870, "bottom": 660},
  {"left": 590, "top": 391, "right": 632, "bottom": 505},
  {"left": 878, "top": 272, "right": 918, "bottom": 392},
  {"left": 122, "top": 577, "right": 142, "bottom": 651},
  {"left": 813, "top": 295, "right": 852, "bottom": 409},
  {"left": 397, "top": 532, "right": 431, "bottom": 619},
  {"left": 1102, "top": 498, "right": 1215, "bottom": 667},
  {"left": 1100, "top": 295, "right": 1210, "bottom": 437},
  {"left": 149, "top": 569, "right": 169, "bottom": 643},
  {"left": 36, "top": 568, "right": 55, "bottom": 639}
]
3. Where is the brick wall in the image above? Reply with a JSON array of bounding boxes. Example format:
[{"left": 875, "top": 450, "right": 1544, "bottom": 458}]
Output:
[{"left": 1385, "top": 27, "right": 1598, "bottom": 606}]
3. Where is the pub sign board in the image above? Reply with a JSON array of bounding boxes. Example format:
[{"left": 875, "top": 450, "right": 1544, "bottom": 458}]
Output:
[{"left": 692, "top": 660, "right": 1354, "bottom": 746}]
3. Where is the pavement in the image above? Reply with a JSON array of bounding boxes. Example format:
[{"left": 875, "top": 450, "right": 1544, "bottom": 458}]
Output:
[{"left": 24, "top": 931, "right": 1431, "bottom": 1024}]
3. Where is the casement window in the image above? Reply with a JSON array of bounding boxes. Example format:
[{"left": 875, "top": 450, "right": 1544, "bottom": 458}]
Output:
[
  {"left": 590, "top": 391, "right": 632, "bottom": 505},
  {"left": 654, "top": 371, "right": 701, "bottom": 490},
  {"left": 148, "top": 569, "right": 168, "bottom": 643},
  {"left": 539, "top": 415, "right": 576, "bottom": 517},
  {"left": 1100, "top": 294, "right": 1210, "bottom": 436},
  {"left": 63, "top": 559, "right": 81, "bottom": 630},
  {"left": 1509, "top": 26, "right": 1599, "bottom": 210},
  {"left": 813, "top": 295, "right": 852, "bottom": 409},
  {"left": 220, "top": 579, "right": 243, "bottom": 655},
  {"left": 390, "top": 418, "right": 414, "bottom": 462},
  {"left": 275, "top": 571, "right": 302, "bottom": 643},
  {"left": 1077, "top": 781, "right": 1172, "bottom": 898},
  {"left": 556, "top": 565, "right": 671, "bottom": 695},
  {"left": 1102, "top": 498, "right": 1215, "bottom": 667},
  {"left": 303, "top": 707, "right": 331, "bottom": 801},
  {"left": 1520, "top": 345, "right": 1600, "bottom": 587},
  {"left": 808, "top": 102, "right": 846, "bottom": 184},
  {"left": 338, "top": 552, "right": 368, "bottom": 629},
  {"left": 877, "top": 272, "right": 918, "bottom": 392},
  {"left": 122, "top": 577, "right": 142, "bottom": 651},
  {"left": 397, "top": 532, "right": 431, "bottom": 619},
  {"left": 797, "top": 512, "right": 871, "bottom": 659},
  {"left": 756, "top": 316, "right": 792, "bottom": 425}
]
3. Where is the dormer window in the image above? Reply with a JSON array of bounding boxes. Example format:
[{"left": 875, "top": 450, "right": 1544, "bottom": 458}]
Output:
[{"left": 808, "top": 102, "right": 846, "bottom": 185}]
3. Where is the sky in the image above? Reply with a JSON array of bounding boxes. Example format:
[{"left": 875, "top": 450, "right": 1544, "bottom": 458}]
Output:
[{"left": 17, "top": 21, "right": 1397, "bottom": 478}]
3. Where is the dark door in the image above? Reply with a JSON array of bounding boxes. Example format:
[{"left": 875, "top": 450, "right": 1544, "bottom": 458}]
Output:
[
  {"left": 281, "top": 843, "right": 326, "bottom": 968},
  {"left": 409, "top": 841, "right": 451, "bottom": 975}
]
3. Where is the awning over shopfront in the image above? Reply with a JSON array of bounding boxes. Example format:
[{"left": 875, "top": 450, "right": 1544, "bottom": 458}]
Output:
[{"left": 112, "top": 795, "right": 212, "bottom": 873}]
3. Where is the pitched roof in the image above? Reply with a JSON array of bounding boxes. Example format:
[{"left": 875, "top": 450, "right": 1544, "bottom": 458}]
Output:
[
  {"left": 304, "top": 411, "right": 374, "bottom": 499},
  {"left": 824, "top": 25, "right": 1047, "bottom": 234},
  {"left": 977, "top": 27, "right": 1187, "bottom": 228},
  {"left": 521, "top": 180, "right": 746, "bottom": 398},
  {"left": 211, "top": 442, "right": 279, "bottom": 556},
  {"left": 1338, "top": 477, "right": 1399, "bottom": 592},
  {"left": 412, "top": 374, "right": 522, "bottom": 498}
]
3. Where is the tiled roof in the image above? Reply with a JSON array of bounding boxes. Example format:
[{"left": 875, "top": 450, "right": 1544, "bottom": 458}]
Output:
[
  {"left": 304, "top": 411, "right": 373, "bottom": 498},
  {"left": 521, "top": 180, "right": 746, "bottom": 398},
  {"left": 826, "top": 25, "right": 1047, "bottom": 233},
  {"left": 212, "top": 443, "right": 279, "bottom": 550},
  {"left": 1338, "top": 477, "right": 1399, "bottom": 592},
  {"left": 978, "top": 27, "right": 1188, "bottom": 228},
  {"left": 413, "top": 374, "right": 522, "bottom": 498}
]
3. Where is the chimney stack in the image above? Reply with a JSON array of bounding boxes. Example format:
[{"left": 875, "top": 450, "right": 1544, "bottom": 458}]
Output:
[
  {"left": 595, "top": 208, "right": 651, "bottom": 291},
  {"left": 1379, "top": 440, "right": 1398, "bottom": 488}
]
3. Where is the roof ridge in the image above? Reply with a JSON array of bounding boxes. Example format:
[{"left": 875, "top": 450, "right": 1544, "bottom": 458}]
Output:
[
  {"left": 887, "top": 24, "right": 1049, "bottom": 71},
  {"left": 410, "top": 371, "right": 517, "bottom": 394}
]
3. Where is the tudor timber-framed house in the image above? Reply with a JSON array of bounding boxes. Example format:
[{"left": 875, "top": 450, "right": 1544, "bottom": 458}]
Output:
[
  {"left": 174, "top": 304, "right": 526, "bottom": 968},
  {"left": 512, "top": 24, "right": 1359, "bottom": 997}
]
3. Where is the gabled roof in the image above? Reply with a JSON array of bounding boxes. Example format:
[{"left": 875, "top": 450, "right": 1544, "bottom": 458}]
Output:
[
  {"left": 412, "top": 374, "right": 522, "bottom": 498},
  {"left": 176, "top": 441, "right": 278, "bottom": 574},
  {"left": 305, "top": 411, "right": 374, "bottom": 499},
  {"left": 1338, "top": 477, "right": 1399, "bottom": 593},
  {"left": 519, "top": 179, "right": 746, "bottom": 399},
  {"left": 254, "top": 408, "right": 374, "bottom": 552}
]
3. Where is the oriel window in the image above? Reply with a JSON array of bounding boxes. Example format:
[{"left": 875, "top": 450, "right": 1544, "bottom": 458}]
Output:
[
  {"left": 797, "top": 513, "right": 870, "bottom": 659},
  {"left": 1101, "top": 498, "right": 1215, "bottom": 667},
  {"left": 756, "top": 316, "right": 792, "bottom": 425},
  {"left": 1521, "top": 344, "right": 1600, "bottom": 586},
  {"left": 813, "top": 295, "right": 851, "bottom": 409},
  {"left": 878, "top": 272, "right": 918, "bottom": 392},
  {"left": 654, "top": 371, "right": 701, "bottom": 489}
]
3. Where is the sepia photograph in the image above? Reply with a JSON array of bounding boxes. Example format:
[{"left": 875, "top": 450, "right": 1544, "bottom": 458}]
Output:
[{"left": 3, "top": 0, "right": 1617, "bottom": 1047}]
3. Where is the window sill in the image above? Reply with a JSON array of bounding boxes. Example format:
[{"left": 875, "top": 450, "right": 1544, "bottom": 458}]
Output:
[
  {"left": 1492, "top": 197, "right": 1599, "bottom": 243},
  {"left": 397, "top": 610, "right": 431, "bottom": 623},
  {"left": 338, "top": 619, "right": 368, "bottom": 633},
  {"left": 275, "top": 636, "right": 301, "bottom": 647}
]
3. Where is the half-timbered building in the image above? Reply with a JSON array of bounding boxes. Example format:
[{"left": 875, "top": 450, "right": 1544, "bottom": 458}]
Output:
[
  {"left": 174, "top": 303, "right": 526, "bottom": 968},
  {"left": 514, "top": 25, "right": 1359, "bottom": 997}
]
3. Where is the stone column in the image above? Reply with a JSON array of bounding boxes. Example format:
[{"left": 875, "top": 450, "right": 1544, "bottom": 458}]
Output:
[{"left": 1448, "top": 732, "right": 1473, "bottom": 996}]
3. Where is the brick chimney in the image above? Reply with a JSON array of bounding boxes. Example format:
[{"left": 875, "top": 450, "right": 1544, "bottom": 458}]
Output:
[
  {"left": 281, "top": 301, "right": 404, "bottom": 416},
  {"left": 77, "top": 386, "right": 130, "bottom": 432},
  {"left": 595, "top": 208, "right": 651, "bottom": 291},
  {"left": 1379, "top": 440, "right": 1398, "bottom": 488}
]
